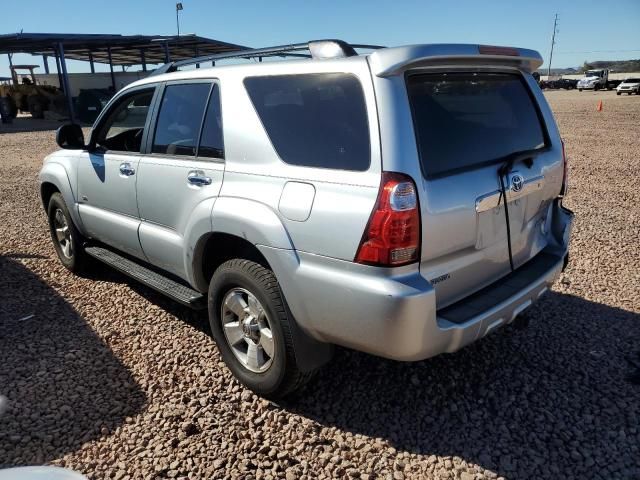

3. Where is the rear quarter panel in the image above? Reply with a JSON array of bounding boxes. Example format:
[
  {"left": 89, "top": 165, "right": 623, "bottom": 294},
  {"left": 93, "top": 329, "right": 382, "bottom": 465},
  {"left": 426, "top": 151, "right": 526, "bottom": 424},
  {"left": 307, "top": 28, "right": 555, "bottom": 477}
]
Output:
[{"left": 216, "top": 57, "right": 382, "bottom": 261}]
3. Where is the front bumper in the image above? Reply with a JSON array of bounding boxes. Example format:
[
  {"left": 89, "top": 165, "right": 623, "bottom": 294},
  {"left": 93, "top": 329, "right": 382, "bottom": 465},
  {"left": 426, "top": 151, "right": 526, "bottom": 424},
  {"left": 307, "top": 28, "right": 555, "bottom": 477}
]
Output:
[{"left": 261, "top": 203, "right": 574, "bottom": 362}]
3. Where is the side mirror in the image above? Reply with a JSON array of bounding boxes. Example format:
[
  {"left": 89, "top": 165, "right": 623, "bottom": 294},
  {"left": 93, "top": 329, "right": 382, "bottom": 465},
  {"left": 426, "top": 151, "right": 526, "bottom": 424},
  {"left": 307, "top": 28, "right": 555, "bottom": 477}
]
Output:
[{"left": 56, "top": 123, "right": 85, "bottom": 150}]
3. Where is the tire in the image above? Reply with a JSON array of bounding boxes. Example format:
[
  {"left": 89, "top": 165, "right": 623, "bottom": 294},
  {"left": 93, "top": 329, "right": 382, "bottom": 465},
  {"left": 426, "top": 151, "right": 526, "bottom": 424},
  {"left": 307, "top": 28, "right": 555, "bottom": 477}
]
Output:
[
  {"left": 47, "top": 192, "right": 90, "bottom": 273},
  {"left": 578, "top": 88, "right": 582, "bottom": 92},
  {"left": 208, "top": 259, "right": 312, "bottom": 399},
  {"left": 27, "top": 95, "right": 45, "bottom": 119},
  {"left": 617, "top": 92, "right": 621, "bottom": 95}
]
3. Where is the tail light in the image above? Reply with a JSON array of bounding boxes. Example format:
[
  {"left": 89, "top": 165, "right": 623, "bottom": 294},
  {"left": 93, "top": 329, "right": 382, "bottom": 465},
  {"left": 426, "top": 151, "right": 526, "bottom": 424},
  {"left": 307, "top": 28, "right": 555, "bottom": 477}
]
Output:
[
  {"left": 355, "top": 172, "right": 420, "bottom": 267},
  {"left": 560, "top": 139, "right": 569, "bottom": 196}
]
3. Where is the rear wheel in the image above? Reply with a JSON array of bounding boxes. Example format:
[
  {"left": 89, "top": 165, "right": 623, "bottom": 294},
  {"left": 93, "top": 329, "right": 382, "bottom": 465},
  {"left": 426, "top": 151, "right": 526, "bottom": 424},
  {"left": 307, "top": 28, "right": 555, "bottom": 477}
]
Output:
[
  {"left": 47, "top": 193, "right": 90, "bottom": 272},
  {"left": 617, "top": 92, "right": 621, "bottom": 96},
  {"left": 208, "top": 259, "right": 312, "bottom": 398}
]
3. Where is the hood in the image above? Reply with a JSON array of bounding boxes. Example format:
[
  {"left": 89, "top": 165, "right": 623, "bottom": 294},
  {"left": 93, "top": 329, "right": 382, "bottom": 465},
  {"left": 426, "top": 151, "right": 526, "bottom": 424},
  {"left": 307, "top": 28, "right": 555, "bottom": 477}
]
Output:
[{"left": 579, "top": 76, "right": 599, "bottom": 83}]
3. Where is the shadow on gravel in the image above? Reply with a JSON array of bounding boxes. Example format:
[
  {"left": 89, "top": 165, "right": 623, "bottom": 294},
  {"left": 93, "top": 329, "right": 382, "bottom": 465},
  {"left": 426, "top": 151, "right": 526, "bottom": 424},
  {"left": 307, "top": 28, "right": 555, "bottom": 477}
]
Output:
[
  {"left": 0, "top": 256, "right": 146, "bottom": 467},
  {"left": 289, "top": 292, "right": 640, "bottom": 479},
  {"left": 0, "top": 117, "right": 65, "bottom": 135}
]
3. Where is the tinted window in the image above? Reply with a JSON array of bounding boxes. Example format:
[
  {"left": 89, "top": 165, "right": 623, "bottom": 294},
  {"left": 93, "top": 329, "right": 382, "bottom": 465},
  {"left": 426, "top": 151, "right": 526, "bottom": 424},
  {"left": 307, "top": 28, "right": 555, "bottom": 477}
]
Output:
[
  {"left": 198, "top": 84, "right": 224, "bottom": 159},
  {"left": 97, "top": 89, "right": 154, "bottom": 153},
  {"left": 152, "top": 83, "right": 211, "bottom": 156},
  {"left": 407, "top": 72, "right": 546, "bottom": 178},
  {"left": 244, "top": 73, "right": 370, "bottom": 171}
]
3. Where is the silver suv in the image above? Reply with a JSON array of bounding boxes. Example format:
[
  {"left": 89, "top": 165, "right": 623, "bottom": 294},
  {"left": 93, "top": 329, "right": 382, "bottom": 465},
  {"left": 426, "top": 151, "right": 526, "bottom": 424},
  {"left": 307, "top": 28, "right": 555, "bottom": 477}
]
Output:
[{"left": 41, "top": 40, "right": 573, "bottom": 398}]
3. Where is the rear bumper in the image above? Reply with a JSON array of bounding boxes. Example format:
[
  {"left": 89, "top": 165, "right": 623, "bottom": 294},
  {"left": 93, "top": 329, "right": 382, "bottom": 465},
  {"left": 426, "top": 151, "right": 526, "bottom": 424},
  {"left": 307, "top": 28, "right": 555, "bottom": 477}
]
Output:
[{"left": 261, "top": 203, "right": 574, "bottom": 361}]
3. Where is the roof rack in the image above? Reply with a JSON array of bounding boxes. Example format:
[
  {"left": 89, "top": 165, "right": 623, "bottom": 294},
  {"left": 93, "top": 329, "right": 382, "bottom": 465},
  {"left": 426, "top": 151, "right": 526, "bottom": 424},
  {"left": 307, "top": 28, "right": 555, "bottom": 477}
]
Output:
[{"left": 150, "top": 39, "right": 385, "bottom": 76}]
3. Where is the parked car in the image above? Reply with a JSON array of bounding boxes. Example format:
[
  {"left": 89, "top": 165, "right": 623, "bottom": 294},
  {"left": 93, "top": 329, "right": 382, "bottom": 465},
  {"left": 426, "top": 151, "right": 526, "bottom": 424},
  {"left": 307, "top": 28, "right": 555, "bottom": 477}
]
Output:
[
  {"left": 40, "top": 40, "right": 573, "bottom": 398},
  {"left": 540, "top": 78, "right": 578, "bottom": 90},
  {"left": 616, "top": 77, "right": 640, "bottom": 95}
]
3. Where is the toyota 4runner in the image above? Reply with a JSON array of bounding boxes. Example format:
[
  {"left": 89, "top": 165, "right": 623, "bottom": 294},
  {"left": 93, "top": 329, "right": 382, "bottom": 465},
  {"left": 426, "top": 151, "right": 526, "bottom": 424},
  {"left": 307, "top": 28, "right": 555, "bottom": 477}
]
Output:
[{"left": 40, "top": 40, "right": 573, "bottom": 398}]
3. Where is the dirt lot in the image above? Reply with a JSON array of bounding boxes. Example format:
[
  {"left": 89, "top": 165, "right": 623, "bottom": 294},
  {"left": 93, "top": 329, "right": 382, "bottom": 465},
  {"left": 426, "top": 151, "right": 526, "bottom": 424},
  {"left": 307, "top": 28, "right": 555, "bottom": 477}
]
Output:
[{"left": 0, "top": 90, "right": 638, "bottom": 479}]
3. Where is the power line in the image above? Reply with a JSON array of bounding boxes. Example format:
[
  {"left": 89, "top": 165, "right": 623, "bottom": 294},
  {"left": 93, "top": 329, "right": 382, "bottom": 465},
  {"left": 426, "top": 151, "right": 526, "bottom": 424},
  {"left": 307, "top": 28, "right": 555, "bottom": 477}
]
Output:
[
  {"left": 555, "top": 49, "right": 640, "bottom": 55},
  {"left": 547, "top": 14, "right": 559, "bottom": 77}
]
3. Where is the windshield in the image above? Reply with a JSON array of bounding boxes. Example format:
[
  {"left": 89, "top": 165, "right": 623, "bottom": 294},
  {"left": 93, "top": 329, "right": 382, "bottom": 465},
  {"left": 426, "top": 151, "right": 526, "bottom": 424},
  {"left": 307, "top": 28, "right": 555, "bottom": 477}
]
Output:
[
  {"left": 585, "top": 71, "right": 602, "bottom": 78},
  {"left": 623, "top": 78, "right": 640, "bottom": 83},
  {"left": 407, "top": 72, "right": 547, "bottom": 178}
]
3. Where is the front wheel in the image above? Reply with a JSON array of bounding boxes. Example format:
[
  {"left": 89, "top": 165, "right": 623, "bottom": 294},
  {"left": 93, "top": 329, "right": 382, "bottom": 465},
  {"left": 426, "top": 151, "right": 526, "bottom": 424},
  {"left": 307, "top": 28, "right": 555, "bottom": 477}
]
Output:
[
  {"left": 617, "top": 92, "right": 621, "bottom": 95},
  {"left": 578, "top": 88, "right": 583, "bottom": 92},
  {"left": 47, "top": 192, "right": 90, "bottom": 272},
  {"left": 208, "top": 259, "right": 312, "bottom": 398}
]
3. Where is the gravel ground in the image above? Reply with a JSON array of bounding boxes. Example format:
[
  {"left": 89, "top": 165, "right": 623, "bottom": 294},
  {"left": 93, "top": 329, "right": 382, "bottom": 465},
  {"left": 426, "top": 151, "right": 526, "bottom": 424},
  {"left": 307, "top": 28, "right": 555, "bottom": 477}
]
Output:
[{"left": 1, "top": 90, "right": 639, "bottom": 479}]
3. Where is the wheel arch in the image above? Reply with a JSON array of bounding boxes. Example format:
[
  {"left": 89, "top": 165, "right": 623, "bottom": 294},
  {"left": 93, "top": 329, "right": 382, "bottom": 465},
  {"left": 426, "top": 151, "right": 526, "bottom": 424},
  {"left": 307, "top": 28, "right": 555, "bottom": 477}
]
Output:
[
  {"left": 192, "top": 231, "right": 272, "bottom": 293},
  {"left": 39, "top": 161, "right": 86, "bottom": 235}
]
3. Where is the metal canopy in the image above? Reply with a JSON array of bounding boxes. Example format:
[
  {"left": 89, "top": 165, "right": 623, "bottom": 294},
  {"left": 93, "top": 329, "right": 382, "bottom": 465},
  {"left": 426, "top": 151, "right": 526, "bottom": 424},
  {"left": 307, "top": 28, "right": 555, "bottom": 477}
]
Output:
[{"left": 0, "top": 32, "right": 248, "bottom": 66}]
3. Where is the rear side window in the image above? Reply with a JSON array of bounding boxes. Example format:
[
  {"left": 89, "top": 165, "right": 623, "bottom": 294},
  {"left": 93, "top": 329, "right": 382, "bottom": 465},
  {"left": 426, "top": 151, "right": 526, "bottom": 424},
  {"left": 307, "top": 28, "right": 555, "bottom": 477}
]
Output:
[
  {"left": 152, "top": 83, "right": 211, "bottom": 156},
  {"left": 244, "top": 73, "right": 370, "bottom": 171},
  {"left": 407, "top": 72, "right": 547, "bottom": 178},
  {"left": 198, "top": 84, "right": 224, "bottom": 159}
]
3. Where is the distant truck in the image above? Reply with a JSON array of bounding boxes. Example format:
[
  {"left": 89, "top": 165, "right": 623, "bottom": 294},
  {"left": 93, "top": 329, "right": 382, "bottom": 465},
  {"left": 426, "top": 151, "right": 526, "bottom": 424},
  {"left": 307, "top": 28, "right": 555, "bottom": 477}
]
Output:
[{"left": 577, "top": 69, "right": 622, "bottom": 91}]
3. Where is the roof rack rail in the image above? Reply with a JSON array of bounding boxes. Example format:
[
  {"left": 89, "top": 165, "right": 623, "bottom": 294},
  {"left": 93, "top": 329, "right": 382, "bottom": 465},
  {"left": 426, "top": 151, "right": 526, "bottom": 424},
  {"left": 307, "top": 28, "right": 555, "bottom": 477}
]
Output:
[{"left": 150, "top": 39, "right": 385, "bottom": 76}]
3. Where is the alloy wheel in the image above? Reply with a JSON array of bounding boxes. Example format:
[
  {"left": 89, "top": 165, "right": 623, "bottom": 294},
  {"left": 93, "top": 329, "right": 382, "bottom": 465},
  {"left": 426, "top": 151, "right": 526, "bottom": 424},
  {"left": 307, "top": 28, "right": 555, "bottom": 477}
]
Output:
[
  {"left": 53, "top": 209, "right": 73, "bottom": 259},
  {"left": 221, "top": 287, "right": 275, "bottom": 373}
]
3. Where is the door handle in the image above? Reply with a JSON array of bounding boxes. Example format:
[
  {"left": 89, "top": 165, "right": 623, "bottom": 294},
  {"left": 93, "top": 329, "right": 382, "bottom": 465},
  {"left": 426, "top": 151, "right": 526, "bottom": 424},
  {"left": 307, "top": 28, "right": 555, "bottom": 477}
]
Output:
[
  {"left": 187, "top": 170, "right": 212, "bottom": 186},
  {"left": 119, "top": 162, "right": 135, "bottom": 176}
]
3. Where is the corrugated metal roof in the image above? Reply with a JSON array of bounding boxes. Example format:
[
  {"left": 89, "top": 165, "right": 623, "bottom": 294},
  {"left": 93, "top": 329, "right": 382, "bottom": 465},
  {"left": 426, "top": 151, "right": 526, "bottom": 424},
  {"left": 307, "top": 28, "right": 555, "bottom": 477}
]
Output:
[{"left": 0, "top": 32, "right": 248, "bottom": 66}]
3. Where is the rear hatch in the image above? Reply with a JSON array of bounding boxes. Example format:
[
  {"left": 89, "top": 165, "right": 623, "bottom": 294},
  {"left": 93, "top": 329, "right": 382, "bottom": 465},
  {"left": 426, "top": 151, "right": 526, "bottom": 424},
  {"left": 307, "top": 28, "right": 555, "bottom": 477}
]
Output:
[{"left": 405, "top": 70, "right": 562, "bottom": 308}]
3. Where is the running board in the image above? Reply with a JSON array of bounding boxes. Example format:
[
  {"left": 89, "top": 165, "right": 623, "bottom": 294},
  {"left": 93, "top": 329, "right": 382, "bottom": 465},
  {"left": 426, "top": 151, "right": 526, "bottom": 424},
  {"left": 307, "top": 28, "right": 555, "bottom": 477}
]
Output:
[{"left": 85, "top": 246, "right": 206, "bottom": 309}]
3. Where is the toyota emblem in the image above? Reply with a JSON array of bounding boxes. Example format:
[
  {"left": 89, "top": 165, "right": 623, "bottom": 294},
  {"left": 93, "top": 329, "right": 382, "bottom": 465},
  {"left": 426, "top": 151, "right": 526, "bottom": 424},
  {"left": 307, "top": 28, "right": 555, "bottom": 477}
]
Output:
[{"left": 511, "top": 174, "right": 524, "bottom": 193}]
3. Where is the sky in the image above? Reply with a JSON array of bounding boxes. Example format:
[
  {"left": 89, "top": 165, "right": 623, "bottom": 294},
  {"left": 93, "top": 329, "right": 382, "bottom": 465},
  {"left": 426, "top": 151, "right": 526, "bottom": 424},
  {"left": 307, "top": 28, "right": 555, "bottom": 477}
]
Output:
[{"left": 1, "top": 0, "right": 639, "bottom": 77}]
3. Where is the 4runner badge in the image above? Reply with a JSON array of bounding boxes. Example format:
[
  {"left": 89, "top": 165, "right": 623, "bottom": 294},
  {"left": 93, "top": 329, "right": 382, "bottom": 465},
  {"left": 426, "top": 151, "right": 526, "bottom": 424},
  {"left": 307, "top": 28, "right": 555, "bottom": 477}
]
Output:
[{"left": 430, "top": 273, "right": 450, "bottom": 285}]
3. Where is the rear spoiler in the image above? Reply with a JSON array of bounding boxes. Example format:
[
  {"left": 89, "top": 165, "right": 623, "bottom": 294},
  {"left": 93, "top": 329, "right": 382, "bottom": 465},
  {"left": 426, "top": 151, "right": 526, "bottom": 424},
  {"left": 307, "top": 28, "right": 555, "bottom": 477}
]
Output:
[{"left": 368, "top": 44, "right": 543, "bottom": 77}]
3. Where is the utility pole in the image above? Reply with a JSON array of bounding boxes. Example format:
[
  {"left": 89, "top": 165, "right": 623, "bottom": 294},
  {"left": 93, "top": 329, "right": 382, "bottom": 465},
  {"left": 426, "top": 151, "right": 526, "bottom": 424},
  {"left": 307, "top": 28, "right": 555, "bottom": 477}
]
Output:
[
  {"left": 547, "top": 13, "right": 559, "bottom": 78},
  {"left": 176, "top": 2, "right": 183, "bottom": 36}
]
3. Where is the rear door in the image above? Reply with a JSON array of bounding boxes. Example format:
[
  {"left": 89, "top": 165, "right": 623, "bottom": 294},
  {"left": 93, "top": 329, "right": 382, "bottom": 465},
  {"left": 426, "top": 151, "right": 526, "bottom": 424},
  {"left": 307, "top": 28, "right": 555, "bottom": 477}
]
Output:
[
  {"left": 136, "top": 80, "right": 225, "bottom": 279},
  {"left": 405, "top": 70, "right": 562, "bottom": 307}
]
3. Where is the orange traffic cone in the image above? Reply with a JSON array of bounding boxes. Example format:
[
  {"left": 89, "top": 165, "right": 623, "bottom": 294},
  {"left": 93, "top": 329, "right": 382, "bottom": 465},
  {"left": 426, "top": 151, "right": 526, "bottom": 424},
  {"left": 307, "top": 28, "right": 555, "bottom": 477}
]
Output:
[{"left": 597, "top": 100, "right": 603, "bottom": 112}]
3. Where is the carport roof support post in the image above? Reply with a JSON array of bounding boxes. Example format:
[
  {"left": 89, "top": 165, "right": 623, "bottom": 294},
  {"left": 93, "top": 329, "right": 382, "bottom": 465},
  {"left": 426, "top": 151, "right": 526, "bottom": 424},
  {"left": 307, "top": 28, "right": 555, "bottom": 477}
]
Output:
[
  {"left": 57, "top": 43, "right": 75, "bottom": 123},
  {"left": 140, "top": 49, "right": 147, "bottom": 72},
  {"left": 107, "top": 47, "right": 116, "bottom": 91}
]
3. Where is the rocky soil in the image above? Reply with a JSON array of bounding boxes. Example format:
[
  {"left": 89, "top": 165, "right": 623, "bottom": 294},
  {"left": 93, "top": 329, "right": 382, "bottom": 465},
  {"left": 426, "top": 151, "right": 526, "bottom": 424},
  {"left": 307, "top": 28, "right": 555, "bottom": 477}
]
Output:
[{"left": 0, "top": 90, "right": 638, "bottom": 479}]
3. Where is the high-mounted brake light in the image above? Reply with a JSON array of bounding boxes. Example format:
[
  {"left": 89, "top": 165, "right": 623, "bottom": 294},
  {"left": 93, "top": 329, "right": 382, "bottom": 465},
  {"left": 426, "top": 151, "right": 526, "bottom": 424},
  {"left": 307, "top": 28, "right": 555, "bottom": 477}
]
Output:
[
  {"left": 355, "top": 172, "right": 420, "bottom": 267},
  {"left": 560, "top": 139, "right": 569, "bottom": 196},
  {"left": 478, "top": 45, "right": 520, "bottom": 57}
]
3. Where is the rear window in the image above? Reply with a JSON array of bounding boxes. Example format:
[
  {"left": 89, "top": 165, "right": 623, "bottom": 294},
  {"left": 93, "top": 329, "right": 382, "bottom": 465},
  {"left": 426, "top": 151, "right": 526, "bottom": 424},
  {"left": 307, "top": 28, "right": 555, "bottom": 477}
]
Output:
[
  {"left": 407, "top": 72, "right": 547, "bottom": 178},
  {"left": 244, "top": 73, "right": 370, "bottom": 171}
]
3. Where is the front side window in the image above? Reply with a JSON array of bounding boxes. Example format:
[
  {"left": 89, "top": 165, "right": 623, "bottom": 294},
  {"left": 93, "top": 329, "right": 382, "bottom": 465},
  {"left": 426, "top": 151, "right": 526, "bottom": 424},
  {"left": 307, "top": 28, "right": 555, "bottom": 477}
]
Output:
[
  {"left": 244, "top": 73, "right": 370, "bottom": 171},
  {"left": 152, "top": 83, "right": 211, "bottom": 156},
  {"left": 96, "top": 89, "right": 154, "bottom": 153}
]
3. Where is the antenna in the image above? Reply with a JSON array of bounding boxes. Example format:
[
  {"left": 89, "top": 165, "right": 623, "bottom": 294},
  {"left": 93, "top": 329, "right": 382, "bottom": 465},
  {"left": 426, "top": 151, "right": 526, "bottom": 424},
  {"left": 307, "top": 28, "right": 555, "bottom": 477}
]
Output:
[{"left": 547, "top": 13, "right": 559, "bottom": 77}]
